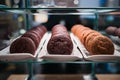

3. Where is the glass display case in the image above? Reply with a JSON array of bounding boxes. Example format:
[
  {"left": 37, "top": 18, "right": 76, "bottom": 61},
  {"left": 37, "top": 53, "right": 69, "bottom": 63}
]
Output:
[{"left": 0, "top": 0, "right": 120, "bottom": 80}]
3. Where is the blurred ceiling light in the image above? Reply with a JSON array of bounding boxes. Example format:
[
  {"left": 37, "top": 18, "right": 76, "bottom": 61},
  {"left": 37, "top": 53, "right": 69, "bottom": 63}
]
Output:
[
  {"left": 19, "top": 29, "right": 26, "bottom": 34},
  {"left": 34, "top": 13, "right": 48, "bottom": 23}
]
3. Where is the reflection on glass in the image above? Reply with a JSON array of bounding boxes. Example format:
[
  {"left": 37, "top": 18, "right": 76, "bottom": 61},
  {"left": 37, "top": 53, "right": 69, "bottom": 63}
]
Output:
[{"left": 13, "top": 0, "right": 20, "bottom": 8}]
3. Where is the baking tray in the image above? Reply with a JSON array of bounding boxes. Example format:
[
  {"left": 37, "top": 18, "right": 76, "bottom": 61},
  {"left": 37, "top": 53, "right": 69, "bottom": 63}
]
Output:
[
  {"left": 0, "top": 32, "right": 83, "bottom": 62},
  {"left": 71, "top": 33, "right": 120, "bottom": 62},
  {"left": 38, "top": 33, "right": 83, "bottom": 62},
  {"left": 1, "top": 32, "right": 119, "bottom": 62},
  {"left": 0, "top": 32, "right": 48, "bottom": 61}
]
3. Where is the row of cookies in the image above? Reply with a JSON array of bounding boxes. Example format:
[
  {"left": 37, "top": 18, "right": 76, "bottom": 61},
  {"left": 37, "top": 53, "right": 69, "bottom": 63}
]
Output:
[
  {"left": 71, "top": 24, "right": 114, "bottom": 55},
  {"left": 10, "top": 25, "right": 47, "bottom": 55}
]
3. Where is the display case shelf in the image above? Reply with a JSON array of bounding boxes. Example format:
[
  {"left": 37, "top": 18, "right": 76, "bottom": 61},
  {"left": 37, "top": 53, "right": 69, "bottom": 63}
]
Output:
[{"left": 0, "top": 0, "right": 120, "bottom": 80}]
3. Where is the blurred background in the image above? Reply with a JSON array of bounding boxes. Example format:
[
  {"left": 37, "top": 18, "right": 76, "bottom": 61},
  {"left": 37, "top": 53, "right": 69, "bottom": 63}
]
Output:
[{"left": 0, "top": 0, "right": 120, "bottom": 80}]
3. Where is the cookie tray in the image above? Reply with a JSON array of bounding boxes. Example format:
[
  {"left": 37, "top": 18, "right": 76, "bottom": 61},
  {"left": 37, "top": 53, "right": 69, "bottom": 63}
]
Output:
[
  {"left": 0, "top": 32, "right": 48, "bottom": 61},
  {"left": 38, "top": 33, "right": 83, "bottom": 62},
  {"left": 71, "top": 33, "right": 120, "bottom": 62},
  {"left": 1, "top": 32, "right": 119, "bottom": 62},
  {"left": 0, "top": 32, "right": 83, "bottom": 62}
]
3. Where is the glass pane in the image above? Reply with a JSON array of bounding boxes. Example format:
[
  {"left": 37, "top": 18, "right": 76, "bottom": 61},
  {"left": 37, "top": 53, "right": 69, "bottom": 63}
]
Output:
[
  {"left": 0, "top": 11, "right": 26, "bottom": 50},
  {"left": 98, "top": 10, "right": 120, "bottom": 47}
]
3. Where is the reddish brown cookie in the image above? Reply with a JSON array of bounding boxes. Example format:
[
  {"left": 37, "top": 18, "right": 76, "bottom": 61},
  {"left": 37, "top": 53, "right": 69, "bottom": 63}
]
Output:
[
  {"left": 47, "top": 35, "right": 73, "bottom": 55},
  {"left": 115, "top": 28, "right": 120, "bottom": 37},
  {"left": 71, "top": 24, "right": 84, "bottom": 34},
  {"left": 88, "top": 36, "right": 114, "bottom": 55},
  {"left": 52, "top": 24, "right": 71, "bottom": 39},
  {"left": 22, "top": 32, "right": 40, "bottom": 48},
  {"left": 82, "top": 30, "right": 97, "bottom": 45},
  {"left": 47, "top": 24, "right": 73, "bottom": 55},
  {"left": 84, "top": 32, "right": 101, "bottom": 50},
  {"left": 75, "top": 26, "right": 89, "bottom": 36},
  {"left": 10, "top": 37, "right": 36, "bottom": 55},
  {"left": 29, "top": 25, "right": 47, "bottom": 37},
  {"left": 29, "top": 30, "right": 42, "bottom": 41},
  {"left": 77, "top": 29, "right": 92, "bottom": 44},
  {"left": 106, "top": 26, "right": 117, "bottom": 36},
  {"left": 38, "top": 25, "right": 47, "bottom": 33}
]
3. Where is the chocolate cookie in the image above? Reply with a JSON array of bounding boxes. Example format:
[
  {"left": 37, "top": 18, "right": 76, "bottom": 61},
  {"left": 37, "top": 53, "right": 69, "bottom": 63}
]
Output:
[
  {"left": 47, "top": 24, "right": 73, "bottom": 55},
  {"left": 10, "top": 37, "right": 36, "bottom": 55}
]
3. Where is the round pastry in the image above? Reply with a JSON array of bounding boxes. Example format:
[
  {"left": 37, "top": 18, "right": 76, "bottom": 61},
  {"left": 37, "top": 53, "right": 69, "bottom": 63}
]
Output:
[
  {"left": 77, "top": 29, "right": 92, "bottom": 44},
  {"left": 84, "top": 32, "right": 100, "bottom": 51},
  {"left": 75, "top": 26, "right": 89, "bottom": 36},
  {"left": 37, "top": 27, "right": 45, "bottom": 37},
  {"left": 81, "top": 30, "right": 96, "bottom": 45},
  {"left": 38, "top": 25, "right": 47, "bottom": 33},
  {"left": 115, "top": 28, "right": 120, "bottom": 37},
  {"left": 29, "top": 30, "right": 42, "bottom": 41},
  {"left": 88, "top": 35, "right": 114, "bottom": 55},
  {"left": 29, "top": 25, "right": 47, "bottom": 37},
  {"left": 22, "top": 32, "right": 40, "bottom": 48},
  {"left": 47, "top": 35, "right": 73, "bottom": 55},
  {"left": 10, "top": 37, "right": 36, "bottom": 55},
  {"left": 52, "top": 24, "right": 71, "bottom": 39},
  {"left": 71, "top": 24, "right": 84, "bottom": 34},
  {"left": 47, "top": 24, "right": 73, "bottom": 55},
  {"left": 105, "top": 26, "right": 117, "bottom": 36}
]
